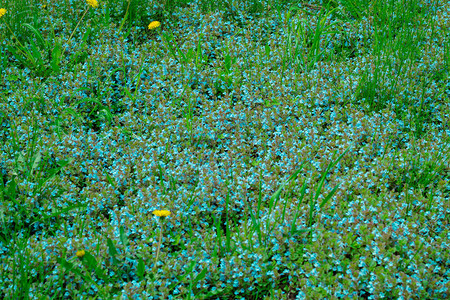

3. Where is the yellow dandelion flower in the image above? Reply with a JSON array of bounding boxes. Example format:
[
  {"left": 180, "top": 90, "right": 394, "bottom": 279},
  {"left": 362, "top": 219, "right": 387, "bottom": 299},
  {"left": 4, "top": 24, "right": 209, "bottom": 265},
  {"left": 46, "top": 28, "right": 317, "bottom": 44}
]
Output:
[
  {"left": 76, "top": 250, "right": 86, "bottom": 258},
  {"left": 153, "top": 210, "right": 171, "bottom": 217},
  {"left": 148, "top": 21, "right": 161, "bottom": 30},
  {"left": 86, "top": 0, "right": 99, "bottom": 8},
  {"left": 0, "top": 8, "right": 6, "bottom": 18}
]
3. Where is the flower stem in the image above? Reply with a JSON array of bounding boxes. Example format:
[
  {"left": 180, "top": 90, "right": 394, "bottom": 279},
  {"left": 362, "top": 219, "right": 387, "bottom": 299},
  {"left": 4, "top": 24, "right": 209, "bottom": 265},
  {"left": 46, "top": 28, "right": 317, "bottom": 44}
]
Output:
[
  {"left": 65, "top": 7, "right": 90, "bottom": 52},
  {"left": 153, "top": 224, "right": 164, "bottom": 273}
]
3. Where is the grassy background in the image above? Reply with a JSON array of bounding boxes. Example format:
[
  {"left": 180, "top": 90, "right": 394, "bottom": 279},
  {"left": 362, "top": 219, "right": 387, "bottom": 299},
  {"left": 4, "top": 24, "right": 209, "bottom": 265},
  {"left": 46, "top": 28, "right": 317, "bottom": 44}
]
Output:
[{"left": 0, "top": 0, "right": 449, "bottom": 299}]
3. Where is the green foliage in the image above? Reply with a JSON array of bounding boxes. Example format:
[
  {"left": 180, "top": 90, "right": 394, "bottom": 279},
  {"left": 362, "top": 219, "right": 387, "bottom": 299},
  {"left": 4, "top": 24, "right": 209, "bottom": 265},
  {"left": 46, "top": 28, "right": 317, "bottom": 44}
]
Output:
[
  {"left": 0, "top": 0, "right": 449, "bottom": 298},
  {"left": 0, "top": 116, "right": 84, "bottom": 246},
  {"left": 5, "top": 22, "right": 63, "bottom": 77},
  {"left": 0, "top": 0, "right": 43, "bottom": 42},
  {"left": 281, "top": 5, "right": 343, "bottom": 73},
  {"left": 104, "top": 0, "right": 149, "bottom": 27}
]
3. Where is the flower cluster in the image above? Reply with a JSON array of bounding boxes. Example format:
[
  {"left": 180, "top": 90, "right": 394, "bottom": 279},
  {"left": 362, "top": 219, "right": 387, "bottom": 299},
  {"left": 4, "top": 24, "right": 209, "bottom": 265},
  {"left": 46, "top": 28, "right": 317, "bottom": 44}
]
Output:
[
  {"left": 76, "top": 250, "right": 86, "bottom": 258},
  {"left": 86, "top": 0, "right": 99, "bottom": 9},
  {"left": 148, "top": 21, "right": 161, "bottom": 30},
  {"left": 153, "top": 210, "right": 171, "bottom": 217}
]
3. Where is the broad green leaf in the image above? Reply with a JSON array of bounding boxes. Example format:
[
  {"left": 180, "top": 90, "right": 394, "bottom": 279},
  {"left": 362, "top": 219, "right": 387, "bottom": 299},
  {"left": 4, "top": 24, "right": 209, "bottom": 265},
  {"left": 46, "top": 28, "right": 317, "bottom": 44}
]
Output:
[
  {"left": 6, "top": 44, "right": 32, "bottom": 66},
  {"left": 107, "top": 238, "right": 120, "bottom": 267},
  {"left": 80, "top": 27, "right": 92, "bottom": 48},
  {"left": 22, "top": 23, "right": 48, "bottom": 50},
  {"left": 83, "top": 251, "right": 109, "bottom": 282},
  {"left": 57, "top": 257, "right": 82, "bottom": 276},
  {"left": 191, "top": 267, "right": 208, "bottom": 287},
  {"left": 119, "top": 225, "right": 129, "bottom": 248},
  {"left": 51, "top": 38, "right": 62, "bottom": 73},
  {"left": 137, "top": 257, "right": 145, "bottom": 280},
  {"left": 29, "top": 41, "right": 44, "bottom": 68},
  {"left": 107, "top": 238, "right": 118, "bottom": 257}
]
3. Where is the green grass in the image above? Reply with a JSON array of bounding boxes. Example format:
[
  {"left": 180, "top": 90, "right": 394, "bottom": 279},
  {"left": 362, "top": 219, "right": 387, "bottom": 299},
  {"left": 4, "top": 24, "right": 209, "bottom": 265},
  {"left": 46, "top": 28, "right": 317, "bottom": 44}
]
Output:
[{"left": 0, "top": 0, "right": 449, "bottom": 299}]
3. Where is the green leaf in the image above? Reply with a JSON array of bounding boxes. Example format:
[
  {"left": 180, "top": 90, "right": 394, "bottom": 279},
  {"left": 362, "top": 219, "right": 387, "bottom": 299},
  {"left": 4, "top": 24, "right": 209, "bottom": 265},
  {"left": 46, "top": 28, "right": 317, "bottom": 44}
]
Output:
[
  {"left": 183, "top": 261, "right": 197, "bottom": 280},
  {"left": 51, "top": 38, "right": 62, "bottom": 73},
  {"left": 6, "top": 44, "right": 33, "bottom": 67},
  {"left": 319, "top": 183, "right": 341, "bottom": 209},
  {"left": 6, "top": 177, "right": 17, "bottom": 203},
  {"left": 83, "top": 251, "right": 97, "bottom": 268},
  {"left": 167, "top": 260, "right": 197, "bottom": 291},
  {"left": 105, "top": 173, "right": 116, "bottom": 189},
  {"left": 117, "top": 11, "right": 129, "bottom": 33},
  {"left": 290, "top": 180, "right": 308, "bottom": 236},
  {"left": 80, "top": 27, "right": 92, "bottom": 49},
  {"left": 177, "top": 47, "right": 188, "bottom": 63},
  {"left": 59, "top": 107, "right": 84, "bottom": 124},
  {"left": 224, "top": 53, "right": 232, "bottom": 72},
  {"left": 137, "top": 257, "right": 145, "bottom": 280},
  {"left": 83, "top": 251, "right": 109, "bottom": 282},
  {"left": 31, "top": 151, "right": 42, "bottom": 174},
  {"left": 224, "top": 190, "right": 233, "bottom": 253},
  {"left": 212, "top": 215, "right": 222, "bottom": 259},
  {"left": 265, "top": 43, "right": 270, "bottom": 59},
  {"left": 31, "top": 201, "right": 87, "bottom": 228},
  {"left": 172, "top": 234, "right": 181, "bottom": 246},
  {"left": 29, "top": 41, "right": 44, "bottom": 68},
  {"left": 35, "top": 157, "right": 73, "bottom": 193},
  {"left": 57, "top": 257, "right": 83, "bottom": 277},
  {"left": 314, "top": 144, "right": 352, "bottom": 204},
  {"left": 245, "top": 199, "right": 263, "bottom": 249},
  {"left": 22, "top": 23, "right": 48, "bottom": 50},
  {"left": 106, "top": 238, "right": 120, "bottom": 266},
  {"left": 162, "top": 32, "right": 179, "bottom": 62},
  {"left": 234, "top": 219, "right": 252, "bottom": 252},
  {"left": 191, "top": 267, "right": 208, "bottom": 287},
  {"left": 269, "top": 160, "right": 309, "bottom": 211},
  {"left": 186, "top": 48, "right": 194, "bottom": 62},
  {"left": 291, "top": 228, "right": 312, "bottom": 237},
  {"left": 122, "top": 86, "right": 137, "bottom": 105},
  {"left": 264, "top": 162, "right": 310, "bottom": 245},
  {"left": 307, "top": 144, "right": 353, "bottom": 228},
  {"left": 195, "top": 33, "right": 204, "bottom": 68},
  {"left": 119, "top": 225, "right": 129, "bottom": 248}
]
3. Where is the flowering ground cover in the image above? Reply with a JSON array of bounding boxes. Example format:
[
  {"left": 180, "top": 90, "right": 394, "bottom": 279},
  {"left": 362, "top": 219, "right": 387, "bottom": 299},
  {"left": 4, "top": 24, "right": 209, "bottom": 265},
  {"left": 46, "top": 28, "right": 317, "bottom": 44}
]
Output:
[{"left": 0, "top": 0, "right": 449, "bottom": 299}]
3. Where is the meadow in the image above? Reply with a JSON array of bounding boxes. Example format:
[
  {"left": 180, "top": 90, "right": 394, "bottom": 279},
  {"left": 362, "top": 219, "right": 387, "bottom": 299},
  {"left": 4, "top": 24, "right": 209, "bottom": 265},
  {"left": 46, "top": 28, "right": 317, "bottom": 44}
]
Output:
[{"left": 0, "top": 0, "right": 449, "bottom": 298}]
